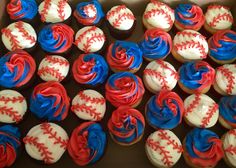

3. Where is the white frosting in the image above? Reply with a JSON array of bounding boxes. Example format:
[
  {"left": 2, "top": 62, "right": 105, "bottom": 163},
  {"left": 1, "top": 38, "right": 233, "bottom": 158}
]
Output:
[
  {"left": 24, "top": 123, "right": 68, "bottom": 164},
  {"left": 72, "top": 90, "right": 106, "bottom": 121},
  {"left": 1, "top": 21, "right": 37, "bottom": 51},
  {"left": 75, "top": 26, "right": 105, "bottom": 53},
  {"left": 143, "top": 60, "right": 177, "bottom": 93},
  {"left": 84, "top": 4, "right": 97, "bottom": 17},
  {"left": 0, "top": 90, "right": 27, "bottom": 123},
  {"left": 173, "top": 30, "right": 208, "bottom": 60},
  {"left": 184, "top": 94, "right": 219, "bottom": 128},
  {"left": 223, "top": 129, "right": 236, "bottom": 167},
  {"left": 146, "top": 130, "right": 182, "bottom": 168},
  {"left": 38, "top": 55, "right": 69, "bottom": 82},
  {"left": 215, "top": 64, "right": 236, "bottom": 95},
  {"left": 143, "top": 1, "right": 174, "bottom": 30},
  {"left": 106, "top": 5, "right": 135, "bottom": 31},
  {"left": 38, "top": 0, "right": 71, "bottom": 23}
]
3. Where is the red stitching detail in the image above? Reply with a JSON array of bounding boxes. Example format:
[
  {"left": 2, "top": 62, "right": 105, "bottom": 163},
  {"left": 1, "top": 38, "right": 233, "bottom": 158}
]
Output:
[
  {"left": 147, "top": 138, "right": 173, "bottom": 167},
  {"left": 78, "top": 91, "right": 105, "bottom": 105},
  {"left": 209, "top": 13, "right": 233, "bottom": 27},
  {"left": 57, "top": 0, "right": 66, "bottom": 21},
  {"left": 112, "top": 13, "right": 135, "bottom": 28},
  {"left": 229, "top": 129, "right": 236, "bottom": 137},
  {"left": 177, "top": 31, "right": 206, "bottom": 41},
  {"left": 1, "top": 28, "right": 21, "bottom": 50},
  {"left": 208, "top": 5, "right": 230, "bottom": 10},
  {"left": 38, "top": 67, "right": 64, "bottom": 81},
  {"left": 144, "top": 9, "right": 173, "bottom": 26},
  {"left": 40, "top": 0, "right": 52, "bottom": 22},
  {"left": 225, "top": 145, "right": 236, "bottom": 155},
  {"left": 185, "top": 94, "right": 201, "bottom": 116},
  {"left": 0, "top": 96, "right": 24, "bottom": 104},
  {"left": 156, "top": 60, "right": 178, "bottom": 79},
  {"left": 75, "top": 27, "right": 97, "bottom": 44},
  {"left": 40, "top": 123, "right": 68, "bottom": 149},
  {"left": 218, "top": 66, "right": 235, "bottom": 94},
  {"left": 45, "top": 56, "right": 69, "bottom": 66},
  {"left": 201, "top": 103, "right": 218, "bottom": 128},
  {"left": 106, "top": 5, "right": 127, "bottom": 20},
  {"left": 0, "top": 106, "right": 22, "bottom": 123},
  {"left": 23, "top": 136, "right": 53, "bottom": 164},
  {"left": 82, "top": 33, "right": 105, "bottom": 53},
  {"left": 15, "top": 21, "right": 36, "bottom": 44},
  {"left": 151, "top": 0, "right": 174, "bottom": 12},
  {"left": 71, "top": 104, "right": 102, "bottom": 120}
]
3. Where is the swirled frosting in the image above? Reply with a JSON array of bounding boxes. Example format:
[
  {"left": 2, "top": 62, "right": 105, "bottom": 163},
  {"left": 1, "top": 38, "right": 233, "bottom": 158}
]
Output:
[
  {"left": 74, "top": 0, "right": 104, "bottom": 26},
  {"left": 30, "top": 81, "right": 70, "bottom": 121},
  {"left": 107, "top": 41, "right": 143, "bottom": 71},
  {"left": 68, "top": 122, "right": 106, "bottom": 166},
  {"left": 209, "top": 30, "right": 236, "bottom": 61},
  {"left": 146, "top": 90, "right": 184, "bottom": 129},
  {"left": 185, "top": 128, "right": 223, "bottom": 167},
  {"left": 179, "top": 61, "right": 215, "bottom": 92},
  {"left": 174, "top": 4, "right": 205, "bottom": 30},
  {"left": 72, "top": 54, "right": 108, "bottom": 86},
  {"left": 38, "top": 23, "right": 74, "bottom": 53},
  {"left": 7, "top": 0, "right": 38, "bottom": 20},
  {"left": 139, "top": 28, "right": 172, "bottom": 60},
  {"left": 105, "top": 72, "right": 145, "bottom": 107},
  {"left": 108, "top": 106, "right": 145, "bottom": 145},
  {"left": 0, "top": 50, "right": 36, "bottom": 88},
  {"left": 0, "top": 125, "right": 21, "bottom": 168}
]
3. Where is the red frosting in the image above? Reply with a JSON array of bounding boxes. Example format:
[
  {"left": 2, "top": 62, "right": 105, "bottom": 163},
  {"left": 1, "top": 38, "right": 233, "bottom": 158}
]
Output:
[
  {"left": 7, "top": 0, "right": 22, "bottom": 20},
  {"left": 0, "top": 144, "right": 17, "bottom": 167}
]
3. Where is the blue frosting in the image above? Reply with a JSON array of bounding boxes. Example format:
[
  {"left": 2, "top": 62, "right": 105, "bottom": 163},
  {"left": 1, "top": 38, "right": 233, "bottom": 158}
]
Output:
[
  {"left": 175, "top": 4, "right": 195, "bottom": 25},
  {"left": 219, "top": 96, "right": 236, "bottom": 124}
]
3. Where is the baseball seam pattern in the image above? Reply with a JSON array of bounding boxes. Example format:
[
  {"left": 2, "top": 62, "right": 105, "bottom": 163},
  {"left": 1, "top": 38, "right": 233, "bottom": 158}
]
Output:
[
  {"left": 57, "top": 0, "right": 66, "bottom": 21},
  {"left": 208, "top": 5, "right": 229, "bottom": 10},
  {"left": 200, "top": 103, "right": 218, "bottom": 127},
  {"left": 0, "top": 95, "right": 24, "bottom": 104},
  {"left": 45, "top": 56, "right": 69, "bottom": 66},
  {"left": 157, "top": 60, "right": 178, "bottom": 79},
  {"left": 0, "top": 106, "right": 22, "bottom": 122},
  {"left": 71, "top": 104, "right": 102, "bottom": 120},
  {"left": 38, "top": 67, "right": 64, "bottom": 81},
  {"left": 106, "top": 5, "right": 127, "bottom": 20},
  {"left": 209, "top": 13, "right": 233, "bottom": 27},
  {"left": 83, "top": 33, "right": 105, "bottom": 53},
  {"left": 1, "top": 28, "right": 21, "bottom": 50},
  {"left": 229, "top": 129, "right": 236, "bottom": 136},
  {"left": 15, "top": 21, "right": 36, "bottom": 44},
  {"left": 176, "top": 31, "right": 206, "bottom": 41},
  {"left": 78, "top": 91, "right": 105, "bottom": 105},
  {"left": 112, "top": 13, "right": 135, "bottom": 28},
  {"left": 185, "top": 94, "right": 201, "bottom": 116},
  {"left": 225, "top": 145, "right": 236, "bottom": 155},
  {"left": 41, "top": 0, "right": 52, "bottom": 22},
  {"left": 217, "top": 66, "right": 235, "bottom": 94}
]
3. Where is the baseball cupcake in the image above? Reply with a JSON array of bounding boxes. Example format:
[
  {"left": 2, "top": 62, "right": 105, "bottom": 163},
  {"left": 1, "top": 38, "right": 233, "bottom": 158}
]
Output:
[
  {"left": 139, "top": 28, "right": 172, "bottom": 61},
  {"left": 143, "top": 60, "right": 178, "bottom": 93},
  {"left": 72, "top": 54, "right": 108, "bottom": 87},
  {"left": 146, "top": 130, "right": 183, "bottom": 168},
  {"left": 204, "top": 5, "right": 233, "bottom": 34},
  {"left": 178, "top": 61, "right": 215, "bottom": 94},
  {"left": 184, "top": 94, "right": 219, "bottom": 128},
  {"left": 106, "top": 40, "right": 143, "bottom": 73},
  {"left": 183, "top": 128, "right": 223, "bottom": 168},
  {"left": 143, "top": 0, "right": 174, "bottom": 32},
  {"left": 71, "top": 89, "right": 106, "bottom": 121},
  {"left": 174, "top": 4, "right": 205, "bottom": 31},
  {"left": 172, "top": 30, "right": 208, "bottom": 63},
  {"left": 208, "top": 30, "right": 236, "bottom": 64},
  {"left": 106, "top": 72, "right": 145, "bottom": 108},
  {"left": 108, "top": 106, "right": 145, "bottom": 146},
  {"left": 68, "top": 122, "right": 106, "bottom": 166}
]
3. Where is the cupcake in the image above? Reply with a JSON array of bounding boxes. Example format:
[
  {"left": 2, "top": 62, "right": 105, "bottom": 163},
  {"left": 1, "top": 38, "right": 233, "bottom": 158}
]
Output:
[
  {"left": 139, "top": 28, "right": 172, "bottom": 61},
  {"left": 204, "top": 5, "right": 233, "bottom": 34},
  {"left": 105, "top": 72, "right": 145, "bottom": 108},
  {"left": 38, "top": 0, "right": 72, "bottom": 23},
  {"left": 106, "top": 40, "right": 143, "bottom": 73},
  {"left": 106, "top": 5, "right": 135, "bottom": 39},
  {"left": 38, "top": 55, "right": 70, "bottom": 82},
  {"left": 184, "top": 94, "right": 219, "bottom": 128},
  {"left": 74, "top": 26, "right": 106, "bottom": 53},
  {"left": 172, "top": 30, "right": 208, "bottom": 63},
  {"left": 0, "top": 90, "right": 27, "bottom": 123},
  {"left": 108, "top": 106, "right": 145, "bottom": 146},
  {"left": 174, "top": 4, "right": 205, "bottom": 31},
  {"left": 74, "top": 0, "right": 104, "bottom": 26},
  {"left": 178, "top": 61, "right": 215, "bottom": 94},
  {"left": 67, "top": 122, "right": 106, "bottom": 166},
  {"left": 23, "top": 122, "right": 68, "bottom": 164},
  {"left": 146, "top": 130, "right": 182, "bottom": 168},
  {"left": 30, "top": 81, "right": 70, "bottom": 121},
  {"left": 71, "top": 89, "right": 106, "bottom": 121},
  {"left": 219, "top": 96, "right": 236, "bottom": 129},
  {"left": 143, "top": 0, "right": 175, "bottom": 32},
  {"left": 0, "top": 50, "right": 36, "bottom": 89},
  {"left": 208, "top": 30, "right": 236, "bottom": 64},
  {"left": 146, "top": 90, "right": 184, "bottom": 130},
  {"left": 38, "top": 23, "right": 74, "bottom": 54},
  {"left": 72, "top": 53, "right": 108, "bottom": 87},
  {"left": 183, "top": 128, "right": 223, "bottom": 168},
  {"left": 0, "top": 125, "right": 21, "bottom": 168},
  {"left": 143, "top": 60, "right": 178, "bottom": 93},
  {"left": 214, "top": 64, "right": 236, "bottom": 95},
  {"left": 1, "top": 21, "right": 37, "bottom": 51}
]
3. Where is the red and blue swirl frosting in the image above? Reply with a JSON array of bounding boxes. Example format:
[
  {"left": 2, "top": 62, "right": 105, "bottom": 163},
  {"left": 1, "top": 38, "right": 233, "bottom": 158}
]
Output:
[
  {"left": 139, "top": 28, "right": 172, "bottom": 60},
  {"left": 185, "top": 128, "right": 223, "bottom": 167},
  {"left": 146, "top": 90, "right": 184, "bottom": 129},
  {"left": 72, "top": 54, "right": 108, "bottom": 86},
  {"left": 0, "top": 125, "right": 21, "bottom": 168},
  {"left": 7, "top": 0, "right": 38, "bottom": 20},
  {"left": 107, "top": 41, "right": 143, "bottom": 71},
  {"left": 0, "top": 50, "right": 36, "bottom": 88},
  {"left": 74, "top": 0, "right": 104, "bottom": 25},
  {"left": 209, "top": 30, "right": 236, "bottom": 61},
  {"left": 68, "top": 122, "right": 106, "bottom": 166},
  {"left": 30, "top": 81, "right": 70, "bottom": 121},
  {"left": 38, "top": 24, "right": 74, "bottom": 53},
  {"left": 179, "top": 61, "right": 215, "bottom": 92}
]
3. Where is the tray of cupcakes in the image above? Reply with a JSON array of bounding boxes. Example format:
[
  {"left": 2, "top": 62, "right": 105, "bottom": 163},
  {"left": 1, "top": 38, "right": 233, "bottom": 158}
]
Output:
[{"left": 0, "top": 0, "right": 236, "bottom": 168}]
